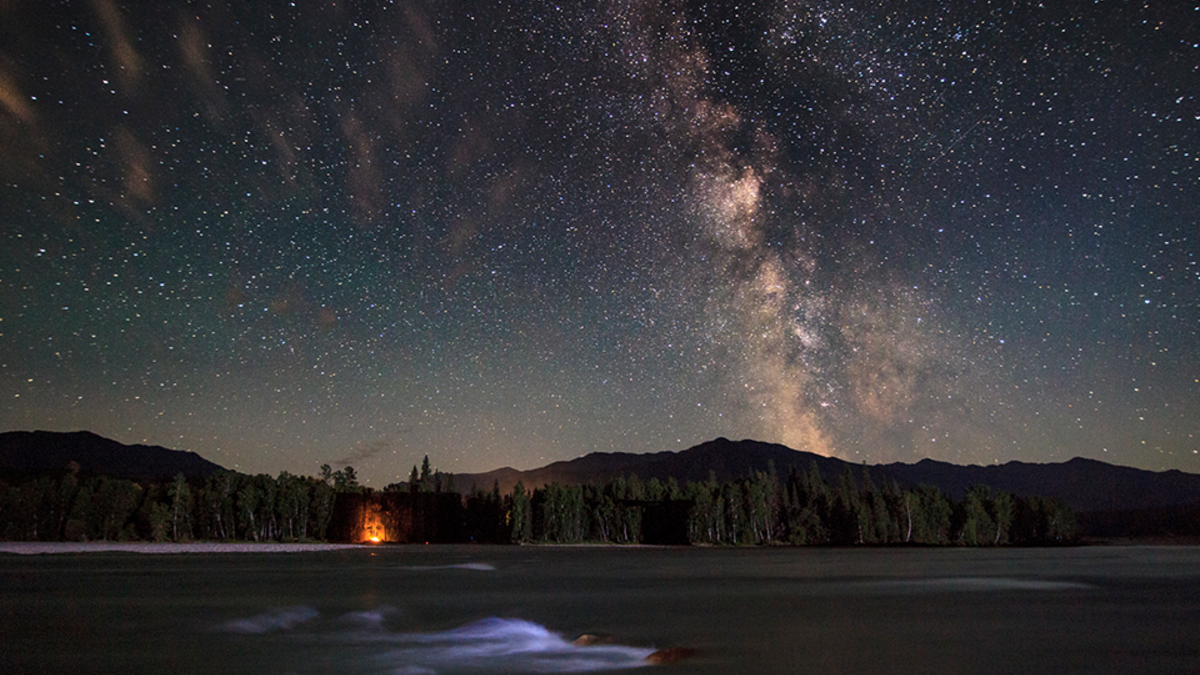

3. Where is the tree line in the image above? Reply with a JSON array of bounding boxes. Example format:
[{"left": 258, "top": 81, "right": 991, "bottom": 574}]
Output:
[
  {"left": 0, "top": 463, "right": 359, "bottom": 543},
  {"left": 1, "top": 458, "right": 1077, "bottom": 546},
  {"left": 458, "top": 462, "right": 1078, "bottom": 546}
]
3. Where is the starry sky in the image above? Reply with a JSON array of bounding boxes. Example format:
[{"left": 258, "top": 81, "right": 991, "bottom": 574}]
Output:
[{"left": 1, "top": 0, "right": 1196, "bottom": 485}]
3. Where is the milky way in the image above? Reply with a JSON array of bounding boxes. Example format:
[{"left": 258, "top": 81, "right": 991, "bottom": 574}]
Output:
[{"left": 1, "top": 0, "right": 1196, "bottom": 483}]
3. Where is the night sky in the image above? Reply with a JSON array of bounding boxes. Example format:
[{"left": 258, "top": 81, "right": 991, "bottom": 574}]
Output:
[{"left": 1, "top": 0, "right": 1196, "bottom": 485}]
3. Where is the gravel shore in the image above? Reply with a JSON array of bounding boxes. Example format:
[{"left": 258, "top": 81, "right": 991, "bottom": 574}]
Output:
[{"left": 0, "top": 542, "right": 366, "bottom": 555}]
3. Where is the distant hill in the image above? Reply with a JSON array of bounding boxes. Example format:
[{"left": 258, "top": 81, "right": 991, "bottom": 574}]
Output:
[
  {"left": 455, "top": 438, "right": 848, "bottom": 496},
  {"left": 0, "top": 430, "right": 225, "bottom": 482},
  {"left": 880, "top": 456, "right": 1200, "bottom": 513},
  {"left": 454, "top": 437, "right": 1200, "bottom": 515}
]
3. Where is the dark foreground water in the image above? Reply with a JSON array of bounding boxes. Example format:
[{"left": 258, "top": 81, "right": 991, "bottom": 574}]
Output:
[{"left": 2, "top": 545, "right": 1198, "bottom": 674}]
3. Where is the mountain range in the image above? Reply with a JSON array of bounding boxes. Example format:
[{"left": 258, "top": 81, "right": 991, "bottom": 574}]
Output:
[
  {"left": 452, "top": 437, "right": 1200, "bottom": 515},
  {"left": 0, "top": 430, "right": 225, "bottom": 482},
  {"left": 3, "top": 431, "right": 1198, "bottom": 521}
]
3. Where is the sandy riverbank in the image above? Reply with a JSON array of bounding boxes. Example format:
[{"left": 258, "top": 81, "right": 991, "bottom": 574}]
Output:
[{"left": 0, "top": 542, "right": 366, "bottom": 555}]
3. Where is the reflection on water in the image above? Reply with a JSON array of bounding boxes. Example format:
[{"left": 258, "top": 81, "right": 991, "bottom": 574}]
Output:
[
  {"left": 2, "top": 546, "right": 1198, "bottom": 675},
  {"left": 389, "top": 562, "right": 497, "bottom": 572},
  {"left": 218, "top": 608, "right": 654, "bottom": 674},
  {"left": 371, "top": 617, "right": 654, "bottom": 674},
  {"left": 219, "top": 606, "right": 320, "bottom": 634}
]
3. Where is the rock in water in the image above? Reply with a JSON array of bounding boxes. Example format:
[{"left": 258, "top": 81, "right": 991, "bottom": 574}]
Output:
[
  {"left": 572, "top": 634, "right": 615, "bottom": 646},
  {"left": 645, "top": 647, "right": 696, "bottom": 664}
]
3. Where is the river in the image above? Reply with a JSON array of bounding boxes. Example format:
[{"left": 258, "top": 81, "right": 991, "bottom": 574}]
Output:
[{"left": 2, "top": 545, "right": 1197, "bottom": 674}]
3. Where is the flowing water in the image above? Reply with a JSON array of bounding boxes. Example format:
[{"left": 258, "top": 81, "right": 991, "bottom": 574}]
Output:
[{"left": 2, "top": 545, "right": 1198, "bottom": 674}]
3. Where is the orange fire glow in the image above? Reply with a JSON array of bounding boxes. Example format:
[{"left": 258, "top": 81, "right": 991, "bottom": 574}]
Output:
[{"left": 361, "top": 511, "right": 385, "bottom": 543}]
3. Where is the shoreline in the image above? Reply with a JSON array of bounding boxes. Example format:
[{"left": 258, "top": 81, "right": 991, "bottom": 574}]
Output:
[
  {"left": 3, "top": 538, "right": 1196, "bottom": 555},
  {"left": 0, "top": 542, "right": 367, "bottom": 555}
]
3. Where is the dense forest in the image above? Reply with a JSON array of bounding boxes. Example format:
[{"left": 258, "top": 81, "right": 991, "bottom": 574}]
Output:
[
  {"left": 0, "top": 463, "right": 355, "bottom": 543},
  {"left": 1, "top": 456, "right": 1077, "bottom": 546},
  {"left": 462, "top": 463, "right": 1078, "bottom": 546}
]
